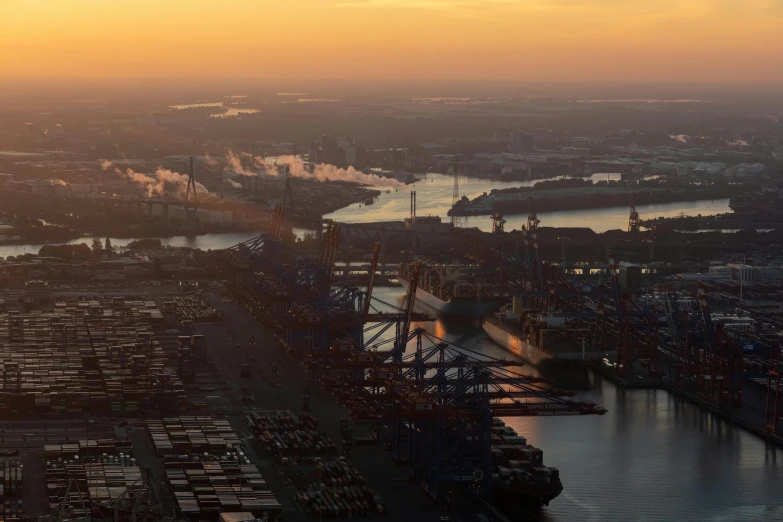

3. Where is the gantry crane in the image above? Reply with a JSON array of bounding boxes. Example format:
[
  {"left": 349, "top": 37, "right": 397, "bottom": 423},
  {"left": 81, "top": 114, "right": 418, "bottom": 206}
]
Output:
[
  {"left": 695, "top": 284, "right": 743, "bottom": 406},
  {"left": 313, "top": 330, "right": 605, "bottom": 503},
  {"left": 766, "top": 346, "right": 782, "bottom": 434},
  {"left": 608, "top": 253, "right": 660, "bottom": 378},
  {"left": 362, "top": 242, "right": 381, "bottom": 319},
  {"left": 491, "top": 212, "right": 506, "bottom": 233},
  {"left": 628, "top": 202, "right": 641, "bottom": 233}
]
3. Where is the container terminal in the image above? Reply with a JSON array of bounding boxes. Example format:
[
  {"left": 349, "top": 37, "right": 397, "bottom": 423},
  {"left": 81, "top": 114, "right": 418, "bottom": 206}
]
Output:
[
  {"left": 1, "top": 181, "right": 783, "bottom": 521},
  {"left": 0, "top": 206, "right": 610, "bottom": 521},
  {"left": 446, "top": 206, "right": 783, "bottom": 446}
]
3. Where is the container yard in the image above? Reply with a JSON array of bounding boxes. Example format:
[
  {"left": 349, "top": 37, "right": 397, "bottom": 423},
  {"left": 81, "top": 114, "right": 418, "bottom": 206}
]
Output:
[
  {"left": 161, "top": 446, "right": 282, "bottom": 517},
  {"left": 1, "top": 460, "right": 24, "bottom": 521},
  {"left": 248, "top": 411, "right": 338, "bottom": 461},
  {"left": 0, "top": 287, "right": 285, "bottom": 522},
  {"left": 162, "top": 295, "right": 222, "bottom": 324},
  {"left": 0, "top": 297, "right": 186, "bottom": 415},
  {"left": 297, "top": 459, "right": 387, "bottom": 518}
]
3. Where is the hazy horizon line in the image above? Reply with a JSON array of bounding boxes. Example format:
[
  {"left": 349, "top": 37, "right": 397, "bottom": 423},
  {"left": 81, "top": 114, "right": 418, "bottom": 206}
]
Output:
[{"left": 3, "top": 77, "right": 783, "bottom": 85}]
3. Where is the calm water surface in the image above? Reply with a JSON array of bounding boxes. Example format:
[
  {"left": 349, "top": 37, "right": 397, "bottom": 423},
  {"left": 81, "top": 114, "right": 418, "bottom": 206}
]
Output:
[
  {"left": 1, "top": 173, "right": 731, "bottom": 258},
  {"left": 326, "top": 172, "right": 730, "bottom": 233},
  {"left": 0, "top": 232, "right": 263, "bottom": 258},
  {"left": 371, "top": 286, "right": 783, "bottom": 522}
]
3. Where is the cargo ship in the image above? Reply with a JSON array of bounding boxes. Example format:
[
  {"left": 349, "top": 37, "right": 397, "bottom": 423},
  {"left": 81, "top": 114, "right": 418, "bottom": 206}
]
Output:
[
  {"left": 489, "top": 418, "right": 563, "bottom": 512},
  {"left": 482, "top": 301, "right": 605, "bottom": 377},
  {"left": 398, "top": 262, "right": 503, "bottom": 319}
]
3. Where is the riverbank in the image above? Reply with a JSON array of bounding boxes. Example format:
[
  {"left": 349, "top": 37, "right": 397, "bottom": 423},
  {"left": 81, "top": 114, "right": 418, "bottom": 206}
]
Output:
[{"left": 450, "top": 179, "right": 737, "bottom": 216}]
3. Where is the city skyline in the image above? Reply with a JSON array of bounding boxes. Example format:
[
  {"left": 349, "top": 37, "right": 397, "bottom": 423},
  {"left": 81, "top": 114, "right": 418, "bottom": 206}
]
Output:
[{"left": 2, "top": 0, "right": 783, "bottom": 82}]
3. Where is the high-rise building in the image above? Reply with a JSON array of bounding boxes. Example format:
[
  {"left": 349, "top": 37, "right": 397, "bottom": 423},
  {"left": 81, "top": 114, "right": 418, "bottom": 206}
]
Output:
[{"left": 308, "top": 135, "right": 364, "bottom": 167}]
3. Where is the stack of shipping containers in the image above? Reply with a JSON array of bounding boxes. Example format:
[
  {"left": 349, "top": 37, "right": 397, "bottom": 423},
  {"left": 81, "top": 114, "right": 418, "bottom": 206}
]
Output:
[
  {"left": 0, "top": 298, "right": 185, "bottom": 415},
  {"left": 147, "top": 417, "right": 282, "bottom": 518}
]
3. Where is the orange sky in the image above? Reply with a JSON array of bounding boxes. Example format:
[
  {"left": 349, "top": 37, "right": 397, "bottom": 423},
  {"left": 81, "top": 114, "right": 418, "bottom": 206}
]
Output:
[{"left": 2, "top": 0, "right": 782, "bottom": 82}]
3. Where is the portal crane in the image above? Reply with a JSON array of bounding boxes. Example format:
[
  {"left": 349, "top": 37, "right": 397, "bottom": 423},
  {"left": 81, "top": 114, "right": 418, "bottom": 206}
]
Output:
[
  {"left": 527, "top": 209, "right": 545, "bottom": 291},
  {"left": 363, "top": 242, "right": 381, "bottom": 319},
  {"left": 608, "top": 253, "right": 660, "bottom": 378},
  {"left": 396, "top": 262, "right": 421, "bottom": 359},
  {"left": 696, "top": 284, "right": 743, "bottom": 406},
  {"left": 491, "top": 212, "right": 506, "bottom": 233},
  {"left": 766, "top": 346, "right": 782, "bottom": 434},
  {"left": 336, "top": 331, "right": 606, "bottom": 503},
  {"left": 628, "top": 202, "right": 641, "bottom": 233}
]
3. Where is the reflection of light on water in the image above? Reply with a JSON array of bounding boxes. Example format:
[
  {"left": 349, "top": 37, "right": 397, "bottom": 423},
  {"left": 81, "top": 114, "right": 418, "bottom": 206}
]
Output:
[
  {"left": 169, "top": 102, "right": 223, "bottom": 109},
  {"left": 326, "top": 172, "right": 533, "bottom": 224},
  {"left": 326, "top": 171, "right": 731, "bottom": 233},
  {"left": 0, "top": 231, "right": 266, "bottom": 258},
  {"left": 462, "top": 199, "right": 731, "bottom": 233},
  {"left": 211, "top": 108, "right": 260, "bottom": 118},
  {"left": 677, "top": 229, "right": 774, "bottom": 234},
  {"left": 434, "top": 320, "right": 447, "bottom": 338},
  {"left": 366, "top": 285, "right": 782, "bottom": 522}
]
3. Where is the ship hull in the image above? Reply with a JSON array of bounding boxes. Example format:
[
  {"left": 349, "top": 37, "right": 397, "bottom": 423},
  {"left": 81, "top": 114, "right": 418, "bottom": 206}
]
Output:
[
  {"left": 482, "top": 317, "right": 601, "bottom": 388},
  {"left": 482, "top": 318, "right": 547, "bottom": 365},
  {"left": 399, "top": 279, "right": 500, "bottom": 319},
  {"left": 492, "top": 484, "right": 564, "bottom": 514},
  {"left": 482, "top": 318, "right": 604, "bottom": 364}
]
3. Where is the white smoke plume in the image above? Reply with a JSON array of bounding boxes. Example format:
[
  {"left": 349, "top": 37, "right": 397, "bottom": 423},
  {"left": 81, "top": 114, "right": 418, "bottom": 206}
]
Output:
[
  {"left": 267, "top": 155, "right": 405, "bottom": 188},
  {"left": 204, "top": 154, "right": 218, "bottom": 167},
  {"left": 119, "top": 167, "right": 210, "bottom": 199},
  {"left": 226, "top": 151, "right": 258, "bottom": 176},
  {"left": 100, "top": 160, "right": 112, "bottom": 171},
  {"left": 224, "top": 178, "right": 243, "bottom": 189},
  {"left": 226, "top": 150, "right": 264, "bottom": 176},
  {"left": 155, "top": 167, "right": 210, "bottom": 196}
]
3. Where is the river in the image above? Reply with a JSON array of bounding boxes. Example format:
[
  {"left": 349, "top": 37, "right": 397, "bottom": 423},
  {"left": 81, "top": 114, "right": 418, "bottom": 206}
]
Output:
[
  {"left": 0, "top": 172, "right": 731, "bottom": 259},
  {"left": 371, "top": 286, "right": 783, "bottom": 522},
  {"left": 0, "top": 232, "right": 264, "bottom": 259},
  {"left": 326, "top": 172, "right": 730, "bottom": 233}
]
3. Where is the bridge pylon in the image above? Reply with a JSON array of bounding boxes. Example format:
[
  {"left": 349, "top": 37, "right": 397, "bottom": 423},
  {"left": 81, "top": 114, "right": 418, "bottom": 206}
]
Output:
[{"left": 184, "top": 156, "right": 200, "bottom": 232}]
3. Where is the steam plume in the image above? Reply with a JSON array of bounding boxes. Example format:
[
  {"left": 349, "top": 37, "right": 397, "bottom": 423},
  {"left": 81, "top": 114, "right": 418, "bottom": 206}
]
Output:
[
  {"left": 268, "top": 155, "right": 405, "bottom": 188},
  {"left": 119, "top": 167, "right": 210, "bottom": 199},
  {"left": 100, "top": 160, "right": 112, "bottom": 171},
  {"left": 226, "top": 151, "right": 258, "bottom": 176},
  {"left": 224, "top": 178, "right": 243, "bottom": 189}
]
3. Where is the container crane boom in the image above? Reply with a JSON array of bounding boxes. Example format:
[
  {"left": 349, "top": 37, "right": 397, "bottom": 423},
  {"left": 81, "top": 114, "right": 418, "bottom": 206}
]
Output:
[
  {"left": 398, "top": 262, "right": 421, "bottom": 353},
  {"left": 363, "top": 242, "right": 381, "bottom": 318}
]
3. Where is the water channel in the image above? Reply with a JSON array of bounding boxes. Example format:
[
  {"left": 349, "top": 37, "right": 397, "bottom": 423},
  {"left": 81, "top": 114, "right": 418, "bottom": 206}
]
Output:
[
  {"left": 0, "top": 172, "right": 731, "bottom": 259},
  {"left": 325, "top": 172, "right": 731, "bottom": 233},
  {"left": 371, "top": 286, "right": 783, "bottom": 522}
]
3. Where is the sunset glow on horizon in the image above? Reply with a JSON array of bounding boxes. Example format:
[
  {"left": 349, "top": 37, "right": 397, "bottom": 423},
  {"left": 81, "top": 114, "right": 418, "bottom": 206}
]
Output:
[{"left": 2, "top": 0, "right": 782, "bottom": 82}]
